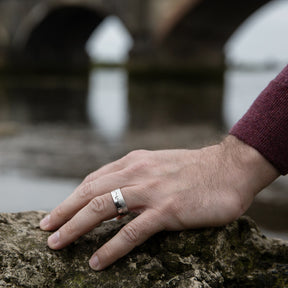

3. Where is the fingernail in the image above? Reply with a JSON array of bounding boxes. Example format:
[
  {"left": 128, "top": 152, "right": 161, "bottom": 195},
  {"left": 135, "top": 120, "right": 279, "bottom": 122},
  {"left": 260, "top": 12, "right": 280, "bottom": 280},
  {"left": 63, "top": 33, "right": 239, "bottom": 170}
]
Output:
[
  {"left": 40, "top": 214, "right": 50, "bottom": 230},
  {"left": 48, "top": 231, "right": 60, "bottom": 248},
  {"left": 89, "top": 255, "right": 100, "bottom": 271}
]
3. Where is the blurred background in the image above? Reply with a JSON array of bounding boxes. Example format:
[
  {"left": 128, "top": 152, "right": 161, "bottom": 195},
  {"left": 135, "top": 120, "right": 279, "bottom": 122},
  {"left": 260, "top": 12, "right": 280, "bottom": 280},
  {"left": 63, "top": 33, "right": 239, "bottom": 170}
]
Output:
[{"left": 0, "top": 0, "right": 287, "bottom": 239}]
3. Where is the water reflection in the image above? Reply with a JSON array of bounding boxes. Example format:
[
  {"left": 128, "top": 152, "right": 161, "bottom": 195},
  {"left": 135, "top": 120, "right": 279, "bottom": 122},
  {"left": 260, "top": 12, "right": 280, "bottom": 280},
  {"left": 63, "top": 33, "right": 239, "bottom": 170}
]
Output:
[
  {"left": 0, "top": 74, "right": 88, "bottom": 123},
  {"left": 87, "top": 68, "right": 129, "bottom": 142}
]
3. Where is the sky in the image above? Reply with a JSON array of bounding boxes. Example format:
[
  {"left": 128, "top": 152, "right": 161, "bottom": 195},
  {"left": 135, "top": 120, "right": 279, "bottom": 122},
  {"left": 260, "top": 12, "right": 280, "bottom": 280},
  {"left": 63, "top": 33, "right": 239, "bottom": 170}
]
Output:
[
  {"left": 86, "top": 16, "right": 133, "bottom": 64},
  {"left": 225, "top": 0, "right": 288, "bottom": 65}
]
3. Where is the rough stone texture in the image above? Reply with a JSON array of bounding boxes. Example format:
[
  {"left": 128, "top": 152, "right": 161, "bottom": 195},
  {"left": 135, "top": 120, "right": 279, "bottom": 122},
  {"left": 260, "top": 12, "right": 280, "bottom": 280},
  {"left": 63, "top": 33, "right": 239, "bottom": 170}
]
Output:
[{"left": 0, "top": 211, "right": 288, "bottom": 288}]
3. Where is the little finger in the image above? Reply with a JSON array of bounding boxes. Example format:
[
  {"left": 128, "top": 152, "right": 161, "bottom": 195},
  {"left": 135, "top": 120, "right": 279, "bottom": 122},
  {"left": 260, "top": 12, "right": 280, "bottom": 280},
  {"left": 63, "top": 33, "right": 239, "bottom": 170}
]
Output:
[{"left": 89, "top": 210, "right": 164, "bottom": 271}]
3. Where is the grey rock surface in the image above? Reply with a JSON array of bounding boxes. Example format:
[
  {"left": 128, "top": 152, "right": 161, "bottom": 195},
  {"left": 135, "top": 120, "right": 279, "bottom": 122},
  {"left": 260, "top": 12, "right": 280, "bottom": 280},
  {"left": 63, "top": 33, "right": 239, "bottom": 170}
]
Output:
[{"left": 0, "top": 211, "right": 288, "bottom": 287}]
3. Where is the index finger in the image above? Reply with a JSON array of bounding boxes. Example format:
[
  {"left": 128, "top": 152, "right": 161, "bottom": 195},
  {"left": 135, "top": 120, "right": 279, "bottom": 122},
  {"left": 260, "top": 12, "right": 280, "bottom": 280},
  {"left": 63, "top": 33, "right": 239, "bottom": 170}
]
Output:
[{"left": 40, "top": 170, "right": 127, "bottom": 231}]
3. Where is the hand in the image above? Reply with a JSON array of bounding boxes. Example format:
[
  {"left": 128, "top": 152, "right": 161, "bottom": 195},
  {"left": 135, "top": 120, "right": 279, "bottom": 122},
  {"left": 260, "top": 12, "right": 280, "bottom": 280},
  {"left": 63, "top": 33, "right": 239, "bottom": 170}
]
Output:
[{"left": 40, "top": 135, "right": 279, "bottom": 270}]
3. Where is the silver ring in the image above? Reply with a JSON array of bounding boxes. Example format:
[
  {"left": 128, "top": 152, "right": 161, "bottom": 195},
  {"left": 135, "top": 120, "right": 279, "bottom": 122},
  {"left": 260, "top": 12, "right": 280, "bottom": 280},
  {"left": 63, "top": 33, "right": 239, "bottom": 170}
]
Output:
[{"left": 110, "top": 188, "right": 129, "bottom": 216}]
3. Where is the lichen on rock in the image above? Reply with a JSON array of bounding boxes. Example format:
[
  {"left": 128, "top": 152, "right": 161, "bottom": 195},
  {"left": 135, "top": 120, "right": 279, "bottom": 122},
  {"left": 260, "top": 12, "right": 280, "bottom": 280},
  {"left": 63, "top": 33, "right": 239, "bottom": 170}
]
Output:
[{"left": 0, "top": 211, "right": 287, "bottom": 287}]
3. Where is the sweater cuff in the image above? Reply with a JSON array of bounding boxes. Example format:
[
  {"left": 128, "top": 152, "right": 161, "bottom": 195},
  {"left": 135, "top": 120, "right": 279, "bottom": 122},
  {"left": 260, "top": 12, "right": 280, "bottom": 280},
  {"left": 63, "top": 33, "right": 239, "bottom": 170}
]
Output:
[{"left": 229, "top": 65, "right": 288, "bottom": 175}]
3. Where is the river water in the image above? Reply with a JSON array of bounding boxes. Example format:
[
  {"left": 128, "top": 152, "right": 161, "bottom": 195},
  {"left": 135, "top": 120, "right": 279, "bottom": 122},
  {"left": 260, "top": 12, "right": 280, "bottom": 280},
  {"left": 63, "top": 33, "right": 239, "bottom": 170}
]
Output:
[{"left": 0, "top": 65, "right": 287, "bottom": 239}]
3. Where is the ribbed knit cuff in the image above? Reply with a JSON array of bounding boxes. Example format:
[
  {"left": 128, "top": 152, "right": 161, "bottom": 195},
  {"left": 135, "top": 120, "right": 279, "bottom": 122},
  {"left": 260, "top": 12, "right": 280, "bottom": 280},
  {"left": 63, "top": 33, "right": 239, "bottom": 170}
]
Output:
[{"left": 230, "top": 65, "right": 288, "bottom": 175}]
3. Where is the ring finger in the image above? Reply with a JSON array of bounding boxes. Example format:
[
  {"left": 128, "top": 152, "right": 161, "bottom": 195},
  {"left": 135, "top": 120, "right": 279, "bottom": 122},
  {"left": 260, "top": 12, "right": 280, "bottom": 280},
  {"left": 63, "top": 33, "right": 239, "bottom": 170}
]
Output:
[
  {"left": 47, "top": 187, "right": 142, "bottom": 250},
  {"left": 41, "top": 170, "right": 131, "bottom": 231}
]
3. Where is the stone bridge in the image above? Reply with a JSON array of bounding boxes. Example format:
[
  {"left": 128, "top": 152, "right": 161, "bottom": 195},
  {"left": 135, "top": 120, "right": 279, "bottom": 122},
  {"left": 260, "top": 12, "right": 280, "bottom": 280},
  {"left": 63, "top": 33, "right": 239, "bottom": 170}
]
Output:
[{"left": 0, "top": 0, "right": 273, "bottom": 69}]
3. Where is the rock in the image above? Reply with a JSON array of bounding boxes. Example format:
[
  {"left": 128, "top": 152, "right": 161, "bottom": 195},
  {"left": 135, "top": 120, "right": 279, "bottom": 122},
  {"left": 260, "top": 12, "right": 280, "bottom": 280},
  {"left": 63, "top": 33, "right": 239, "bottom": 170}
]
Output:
[{"left": 0, "top": 211, "right": 287, "bottom": 288}]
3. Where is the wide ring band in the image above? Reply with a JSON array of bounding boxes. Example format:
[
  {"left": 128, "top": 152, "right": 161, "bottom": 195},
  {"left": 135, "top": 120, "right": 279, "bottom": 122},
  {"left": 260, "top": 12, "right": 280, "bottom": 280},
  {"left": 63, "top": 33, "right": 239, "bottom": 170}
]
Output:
[{"left": 110, "top": 188, "right": 129, "bottom": 216}]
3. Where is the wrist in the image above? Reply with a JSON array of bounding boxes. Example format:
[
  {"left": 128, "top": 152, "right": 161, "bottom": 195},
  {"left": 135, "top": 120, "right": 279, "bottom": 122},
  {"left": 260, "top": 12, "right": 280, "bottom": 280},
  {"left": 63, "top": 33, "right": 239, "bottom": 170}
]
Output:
[{"left": 220, "top": 135, "right": 279, "bottom": 201}]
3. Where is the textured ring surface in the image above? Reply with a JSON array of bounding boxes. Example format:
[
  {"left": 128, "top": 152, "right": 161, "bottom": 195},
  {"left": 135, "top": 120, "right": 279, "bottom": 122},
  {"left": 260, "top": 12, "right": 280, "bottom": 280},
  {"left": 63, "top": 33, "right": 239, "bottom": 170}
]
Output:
[{"left": 110, "top": 188, "right": 129, "bottom": 215}]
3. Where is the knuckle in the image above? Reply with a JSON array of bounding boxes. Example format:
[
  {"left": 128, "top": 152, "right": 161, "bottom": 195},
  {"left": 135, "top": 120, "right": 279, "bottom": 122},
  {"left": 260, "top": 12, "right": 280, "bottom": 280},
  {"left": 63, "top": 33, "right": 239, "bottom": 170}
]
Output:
[
  {"left": 53, "top": 205, "right": 65, "bottom": 219},
  {"left": 126, "top": 159, "right": 151, "bottom": 176},
  {"left": 64, "top": 220, "right": 76, "bottom": 236},
  {"left": 147, "top": 178, "right": 161, "bottom": 190},
  {"left": 121, "top": 150, "right": 153, "bottom": 177},
  {"left": 100, "top": 242, "right": 114, "bottom": 259},
  {"left": 89, "top": 197, "right": 106, "bottom": 214},
  {"left": 83, "top": 172, "right": 93, "bottom": 183},
  {"left": 78, "top": 182, "right": 93, "bottom": 200},
  {"left": 120, "top": 223, "right": 139, "bottom": 244},
  {"left": 169, "top": 196, "right": 182, "bottom": 214},
  {"left": 137, "top": 159, "right": 151, "bottom": 170},
  {"left": 157, "top": 195, "right": 179, "bottom": 219},
  {"left": 140, "top": 179, "right": 162, "bottom": 197},
  {"left": 170, "top": 193, "right": 191, "bottom": 217},
  {"left": 126, "top": 149, "right": 149, "bottom": 160}
]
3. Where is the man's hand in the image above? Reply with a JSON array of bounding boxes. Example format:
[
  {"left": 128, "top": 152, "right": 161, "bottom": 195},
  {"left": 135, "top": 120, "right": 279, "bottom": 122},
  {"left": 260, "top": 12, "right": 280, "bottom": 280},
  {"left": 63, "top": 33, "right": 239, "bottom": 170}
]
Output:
[{"left": 40, "top": 135, "right": 279, "bottom": 270}]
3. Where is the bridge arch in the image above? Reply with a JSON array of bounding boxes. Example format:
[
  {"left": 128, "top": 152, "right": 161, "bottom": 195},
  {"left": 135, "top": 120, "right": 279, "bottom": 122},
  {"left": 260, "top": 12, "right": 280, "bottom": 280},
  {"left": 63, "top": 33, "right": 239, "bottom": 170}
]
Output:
[
  {"left": 159, "top": 0, "right": 273, "bottom": 65},
  {"left": 11, "top": 1, "right": 131, "bottom": 68}
]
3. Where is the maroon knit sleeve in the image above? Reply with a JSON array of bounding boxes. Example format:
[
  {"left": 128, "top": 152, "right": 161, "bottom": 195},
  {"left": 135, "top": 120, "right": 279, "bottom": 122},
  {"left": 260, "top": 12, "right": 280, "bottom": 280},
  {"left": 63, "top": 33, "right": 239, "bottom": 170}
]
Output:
[{"left": 230, "top": 65, "right": 288, "bottom": 175}]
